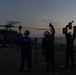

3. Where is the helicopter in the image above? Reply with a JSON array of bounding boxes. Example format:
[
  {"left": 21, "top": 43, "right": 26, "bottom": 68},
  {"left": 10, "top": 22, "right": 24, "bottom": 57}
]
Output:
[{"left": 0, "top": 21, "right": 21, "bottom": 47}]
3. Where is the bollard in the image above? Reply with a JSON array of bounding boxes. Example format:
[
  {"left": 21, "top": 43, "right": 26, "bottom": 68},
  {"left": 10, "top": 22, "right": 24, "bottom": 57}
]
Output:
[{"left": 34, "top": 37, "right": 38, "bottom": 64}]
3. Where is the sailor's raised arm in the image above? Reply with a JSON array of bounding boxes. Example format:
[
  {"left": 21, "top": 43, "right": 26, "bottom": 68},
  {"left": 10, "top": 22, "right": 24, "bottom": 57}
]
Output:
[{"left": 49, "top": 23, "right": 55, "bottom": 36}]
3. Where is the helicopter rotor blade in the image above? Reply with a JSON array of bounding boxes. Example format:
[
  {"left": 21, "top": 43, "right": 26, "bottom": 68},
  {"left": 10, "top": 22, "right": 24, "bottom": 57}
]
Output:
[
  {"left": 0, "top": 24, "right": 50, "bottom": 30},
  {"left": 0, "top": 25, "right": 6, "bottom": 27},
  {"left": 12, "top": 26, "right": 50, "bottom": 30}
]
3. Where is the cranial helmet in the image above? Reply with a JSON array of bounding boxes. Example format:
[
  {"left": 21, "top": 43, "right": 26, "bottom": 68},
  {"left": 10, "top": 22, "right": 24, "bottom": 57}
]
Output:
[
  {"left": 44, "top": 31, "right": 50, "bottom": 36},
  {"left": 24, "top": 30, "right": 30, "bottom": 35}
]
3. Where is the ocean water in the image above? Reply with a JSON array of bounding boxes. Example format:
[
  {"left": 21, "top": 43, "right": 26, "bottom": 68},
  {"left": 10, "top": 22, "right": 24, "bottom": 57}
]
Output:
[{"left": 32, "top": 37, "right": 76, "bottom": 45}]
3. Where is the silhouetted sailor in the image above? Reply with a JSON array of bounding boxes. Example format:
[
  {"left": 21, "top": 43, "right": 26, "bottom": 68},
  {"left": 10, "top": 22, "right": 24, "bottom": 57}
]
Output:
[
  {"left": 42, "top": 23, "right": 55, "bottom": 73},
  {"left": 19, "top": 30, "right": 34, "bottom": 72},
  {"left": 65, "top": 25, "right": 75, "bottom": 68}
]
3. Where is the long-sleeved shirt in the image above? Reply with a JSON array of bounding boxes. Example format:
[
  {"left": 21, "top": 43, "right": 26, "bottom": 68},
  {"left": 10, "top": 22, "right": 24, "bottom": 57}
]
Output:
[{"left": 18, "top": 36, "right": 34, "bottom": 52}]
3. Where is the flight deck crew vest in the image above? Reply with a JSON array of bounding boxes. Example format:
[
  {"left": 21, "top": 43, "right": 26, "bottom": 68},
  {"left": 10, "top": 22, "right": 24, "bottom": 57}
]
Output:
[{"left": 20, "top": 36, "right": 33, "bottom": 52}]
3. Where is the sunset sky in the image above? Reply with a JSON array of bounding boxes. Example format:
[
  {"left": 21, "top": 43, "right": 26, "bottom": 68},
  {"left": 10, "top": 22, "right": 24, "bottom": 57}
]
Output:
[{"left": 0, "top": 0, "right": 76, "bottom": 37}]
